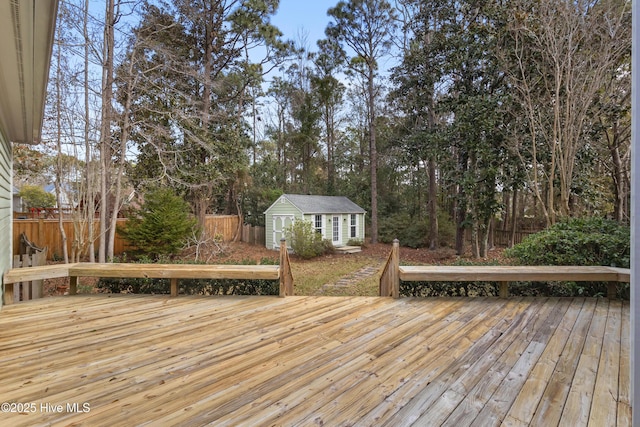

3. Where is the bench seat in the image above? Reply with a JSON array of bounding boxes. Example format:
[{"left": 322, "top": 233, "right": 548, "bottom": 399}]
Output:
[
  {"left": 68, "top": 263, "right": 280, "bottom": 280},
  {"left": 397, "top": 265, "right": 630, "bottom": 298},
  {"left": 4, "top": 263, "right": 283, "bottom": 303},
  {"left": 399, "top": 265, "right": 629, "bottom": 283},
  {"left": 4, "top": 264, "right": 72, "bottom": 284}
]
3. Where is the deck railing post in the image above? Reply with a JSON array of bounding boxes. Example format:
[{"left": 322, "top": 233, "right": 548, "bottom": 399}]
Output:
[
  {"left": 279, "top": 239, "right": 294, "bottom": 297},
  {"left": 3, "top": 283, "right": 14, "bottom": 305},
  {"left": 69, "top": 276, "right": 78, "bottom": 295},
  {"left": 170, "top": 278, "right": 178, "bottom": 297},
  {"left": 607, "top": 281, "right": 617, "bottom": 300},
  {"left": 379, "top": 239, "right": 400, "bottom": 297},
  {"left": 391, "top": 239, "right": 400, "bottom": 298},
  {"left": 499, "top": 281, "right": 509, "bottom": 298}
]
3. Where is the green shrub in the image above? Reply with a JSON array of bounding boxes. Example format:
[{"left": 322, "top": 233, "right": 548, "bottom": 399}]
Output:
[
  {"left": 505, "top": 217, "right": 630, "bottom": 268},
  {"left": 379, "top": 213, "right": 425, "bottom": 247},
  {"left": 379, "top": 211, "right": 456, "bottom": 248},
  {"left": 284, "top": 220, "right": 331, "bottom": 259},
  {"left": 347, "top": 238, "right": 364, "bottom": 247},
  {"left": 118, "top": 187, "right": 199, "bottom": 259}
]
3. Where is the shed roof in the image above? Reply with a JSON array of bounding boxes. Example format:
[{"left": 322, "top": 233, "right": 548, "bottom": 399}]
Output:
[{"left": 282, "top": 194, "right": 366, "bottom": 214}]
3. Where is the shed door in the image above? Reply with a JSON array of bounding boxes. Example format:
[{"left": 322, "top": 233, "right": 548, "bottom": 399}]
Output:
[
  {"left": 273, "top": 215, "right": 294, "bottom": 249},
  {"left": 332, "top": 215, "right": 341, "bottom": 245}
]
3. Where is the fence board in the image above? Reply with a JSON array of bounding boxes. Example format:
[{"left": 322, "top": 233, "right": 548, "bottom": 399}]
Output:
[
  {"left": 242, "top": 224, "right": 265, "bottom": 246},
  {"left": 13, "top": 215, "right": 242, "bottom": 260}
]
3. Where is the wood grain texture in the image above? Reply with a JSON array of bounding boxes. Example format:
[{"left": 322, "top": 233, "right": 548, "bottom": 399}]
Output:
[
  {"left": 398, "top": 265, "right": 629, "bottom": 283},
  {"left": 3, "top": 264, "right": 72, "bottom": 284},
  {"left": 0, "top": 296, "right": 629, "bottom": 426}
]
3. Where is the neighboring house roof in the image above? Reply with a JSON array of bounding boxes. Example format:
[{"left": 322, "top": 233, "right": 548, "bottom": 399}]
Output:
[{"left": 277, "top": 194, "right": 366, "bottom": 214}]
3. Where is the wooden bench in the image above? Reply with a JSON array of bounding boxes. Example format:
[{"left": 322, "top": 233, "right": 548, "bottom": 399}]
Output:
[
  {"left": 380, "top": 240, "right": 631, "bottom": 299},
  {"left": 3, "top": 240, "right": 294, "bottom": 304},
  {"left": 3, "top": 264, "right": 71, "bottom": 304},
  {"left": 67, "top": 263, "right": 281, "bottom": 297}
]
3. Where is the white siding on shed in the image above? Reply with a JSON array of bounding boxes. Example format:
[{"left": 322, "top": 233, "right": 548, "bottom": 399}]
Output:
[
  {"left": 265, "top": 194, "right": 366, "bottom": 249},
  {"left": 264, "top": 196, "right": 303, "bottom": 249}
]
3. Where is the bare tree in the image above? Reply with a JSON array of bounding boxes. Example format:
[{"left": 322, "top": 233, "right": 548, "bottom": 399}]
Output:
[{"left": 503, "top": 0, "right": 631, "bottom": 224}]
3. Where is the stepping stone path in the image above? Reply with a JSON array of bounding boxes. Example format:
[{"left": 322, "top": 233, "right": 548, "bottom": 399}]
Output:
[{"left": 318, "top": 264, "right": 381, "bottom": 294}]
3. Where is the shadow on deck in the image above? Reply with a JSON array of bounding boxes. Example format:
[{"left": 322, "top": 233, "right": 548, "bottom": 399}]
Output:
[{"left": 0, "top": 295, "right": 630, "bottom": 426}]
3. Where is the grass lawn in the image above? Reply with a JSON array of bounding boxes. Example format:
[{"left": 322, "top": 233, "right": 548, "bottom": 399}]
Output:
[{"left": 291, "top": 256, "right": 383, "bottom": 296}]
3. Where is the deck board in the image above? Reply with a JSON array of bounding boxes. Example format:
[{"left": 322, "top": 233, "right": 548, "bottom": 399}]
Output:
[{"left": 0, "top": 295, "right": 630, "bottom": 426}]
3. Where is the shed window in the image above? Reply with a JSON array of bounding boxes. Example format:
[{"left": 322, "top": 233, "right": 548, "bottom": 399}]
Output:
[
  {"left": 350, "top": 214, "right": 357, "bottom": 238},
  {"left": 314, "top": 215, "right": 323, "bottom": 234}
]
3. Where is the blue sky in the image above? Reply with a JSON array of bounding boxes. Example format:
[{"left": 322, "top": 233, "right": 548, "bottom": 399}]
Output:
[{"left": 271, "top": 0, "right": 337, "bottom": 49}]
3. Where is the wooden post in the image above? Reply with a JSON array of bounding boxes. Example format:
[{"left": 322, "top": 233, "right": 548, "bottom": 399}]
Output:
[
  {"left": 38, "top": 218, "right": 45, "bottom": 249},
  {"left": 379, "top": 239, "right": 400, "bottom": 298},
  {"left": 13, "top": 254, "right": 21, "bottom": 302},
  {"left": 24, "top": 255, "right": 32, "bottom": 300},
  {"left": 279, "top": 239, "right": 285, "bottom": 297},
  {"left": 69, "top": 276, "right": 78, "bottom": 295},
  {"left": 279, "top": 239, "right": 294, "bottom": 297},
  {"left": 34, "top": 249, "right": 47, "bottom": 298},
  {"left": 391, "top": 240, "right": 400, "bottom": 299},
  {"left": 170, "top": 278, "right": 178, "bottom": 297},
  {"left": 499, "top": 281, "right": 509, "bottom": 298},
  {"left": 607, "top": 281, "right": 617, "bottom": 300},
  {"left": 3, "top": 283, "right": 14, "bottom": 305}
]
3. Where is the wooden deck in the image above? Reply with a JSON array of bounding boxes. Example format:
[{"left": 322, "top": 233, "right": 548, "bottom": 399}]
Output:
[{"left": 0, "top": 295, "right": 630, "bottom": 426}]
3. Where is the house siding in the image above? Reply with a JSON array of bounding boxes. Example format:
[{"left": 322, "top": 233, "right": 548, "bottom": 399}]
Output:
[
  {"left": 264, "top": 196, "right": 303, "bottom": 249},
  {"left": 265, "top": 195, "right": 366, "bottom": 249},
  {"left": 0, "top": 132, "right": 12, "bottom": 308},
  {"left": 303, "top": 212, "right": 365, "bottom": 246},
  {"left": 303, "top": 214, "right": 327, "bottom": 240}
]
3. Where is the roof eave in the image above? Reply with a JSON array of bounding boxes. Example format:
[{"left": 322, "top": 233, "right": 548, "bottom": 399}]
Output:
[{"left": 0, "top": 0, "right": 59, "bottom": 145}]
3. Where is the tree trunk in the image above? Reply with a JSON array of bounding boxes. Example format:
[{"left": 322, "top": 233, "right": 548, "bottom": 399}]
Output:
[
  {"left": 455, "top": 187, "right": 465, "bottom": 256},
  {"left": 427, "top": 157, "right": 438, "bottom": 250},
  {"left": 98, "top": 0, "right": 115, "bottom": 263},
  {"left": 470, "top": 219, "right": 479, "bottom": 259},
  {"left": 368, "top": 70, "right": 378, "bottom": 244},
  {"left": 84, "top": 0, "right": 95, "bottom": 262},
  {"left": 611, "top": 142, "right": 626, "bottom": 223},
  {"left": 510, "top": 187, "right": 518, "bottom": 247},
  {"left": 487, "top": 217, "right": 494, "bottom": 253},
  {"left": 107, "top": 50, "right": 138, "bottom": 261},
  {"left": 54, "top": 40, "right": 68, "bottom": 264}
]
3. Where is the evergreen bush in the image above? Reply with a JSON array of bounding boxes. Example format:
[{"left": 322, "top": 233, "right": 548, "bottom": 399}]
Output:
[
  {"left": 505, "top": 217, "right": 630, "bottom": 268},
  {"left": 379, "top": 211, "right": 456, "bottom": 248},
  {"left": 117, "top": 187, "right": 198, "bottom": 259}
]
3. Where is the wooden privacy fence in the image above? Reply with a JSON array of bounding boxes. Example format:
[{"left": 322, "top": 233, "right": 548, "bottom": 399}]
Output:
[
  {"left": 201, "top": 215, "right": 241, "bottom": 241},
  {"left": 242, "top": 224, "right": 266, "bottom": 245},
  {"left": 13, "top": 218, "right": 129, "bottom": 260},
  {"left": 13, "top": 215, "right": 242, "bottom": 260}
]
